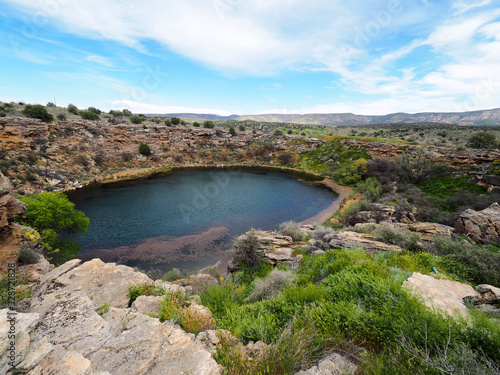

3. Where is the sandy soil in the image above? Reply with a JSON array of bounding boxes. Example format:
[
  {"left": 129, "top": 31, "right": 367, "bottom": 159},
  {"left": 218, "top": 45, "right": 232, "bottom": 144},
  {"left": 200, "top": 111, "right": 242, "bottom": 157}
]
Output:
[{"left": 299, "top": 179, "right": 353, "bottom": 226}]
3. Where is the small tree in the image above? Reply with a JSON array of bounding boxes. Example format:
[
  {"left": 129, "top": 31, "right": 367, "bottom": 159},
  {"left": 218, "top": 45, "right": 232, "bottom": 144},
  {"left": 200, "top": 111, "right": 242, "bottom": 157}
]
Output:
[
  {"left": 193, "top": 121, "right": 200, "bottom": 127},
  {"left": 130, "top": 115, "right": 143, "bottom": 124},
  {"left": 46, "top": 102, "right": 56, "bottom": 107},
  {"left": 80, "top": 111, "right": 100, "bottom": 120},
  {"left": 239, "top": 124, "right": 246, "bottom": 131},
  {"left": 139, "top": 143, "right": 151, "bottom": 156},
  {"left": 67, "top": 104, "right": 79, "bottom": 115},
  {"left": 171, "top": 117, "right": 181, "bottom": 125},
  {"left": 203, "top": 120, "right": 214, "bottom": 129},
  {"left": 122, "top": 109, "right": 133, "bottom": 117},
  {"left": 22, "top": 104, "right": 54, "bottom": 123},
  {"left": 57, "top": 113, "right": 67, "bottom": 121},
  {"left": 17, "top": 192, "right": 89, "bottom": 265},
  {"left": 87, "top": 107, "right": 101, "bottom": 115},
  {"left": 466, "top": 131, "right": 498, "bottom": 149},
  {"left": 229, "top": 126, "right": 237, "bottom": 136},
  {"left": 165, "top": 119, "right": 171, "bottom": 126}
]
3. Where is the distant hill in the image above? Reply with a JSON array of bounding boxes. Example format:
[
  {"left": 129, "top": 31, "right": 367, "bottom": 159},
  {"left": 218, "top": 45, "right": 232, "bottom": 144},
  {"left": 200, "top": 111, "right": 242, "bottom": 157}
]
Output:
[
  {"left": 144, "top": 108, "right": 500, "bottom": 126},
  {"left": 236, "top": 108, "right": 500, "bottom": 126},
  {"left": 145, "top": 113, "right": 239, "bottom": 121}
]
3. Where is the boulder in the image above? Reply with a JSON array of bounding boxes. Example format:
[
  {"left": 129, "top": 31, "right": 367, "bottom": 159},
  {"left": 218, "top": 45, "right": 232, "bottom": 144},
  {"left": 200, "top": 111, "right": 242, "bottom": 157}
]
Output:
[
  {"left": 407, "top": 222, "right": 454, "bottom": 241},
  {"left": 475, "top": 284, "right": 500, "bottom": 304},
  {"left": 131, "top": 295, "right": 163, "bottom": 315},
  {"left": 455, "top": 203, "right": 500, "bottom": 245},
  {"left": 18, "top": 256, "right": 55, "bottom": 283},
  {"left": 404, "top": 273, "right": 478, "bottom": 318}
]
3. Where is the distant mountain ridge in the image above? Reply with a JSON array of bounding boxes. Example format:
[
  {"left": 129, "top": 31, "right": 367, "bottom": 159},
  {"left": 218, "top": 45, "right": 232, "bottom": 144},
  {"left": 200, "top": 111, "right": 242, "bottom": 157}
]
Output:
[{"left": 151, "top": 108, "right": 500, "bottom": 126}]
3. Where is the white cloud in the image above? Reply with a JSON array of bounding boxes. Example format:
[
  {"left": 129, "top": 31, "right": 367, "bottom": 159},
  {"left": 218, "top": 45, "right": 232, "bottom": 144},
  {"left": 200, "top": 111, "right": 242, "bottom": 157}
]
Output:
[
  {"left": 108, "top": 100, "right": 234, "bottom": 116},
  {"left": 453, "top": 0, "right": 491, "bottom": 15},
  {"left": 86, "top": 55, "right": 113, "bottom": 67}
]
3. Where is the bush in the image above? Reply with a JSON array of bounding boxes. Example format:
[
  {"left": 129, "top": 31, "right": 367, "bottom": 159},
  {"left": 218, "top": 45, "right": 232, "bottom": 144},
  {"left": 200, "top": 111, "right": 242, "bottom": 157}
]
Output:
[
  {"left": 274, "top": 129, "right": 283, "bottom": 136},
  {"left": 87, "top": 107, "right": 101, "bottom": 115},
  {"left": 278, "top": 152, "right": 294, "bottom": 166},
  {"left": 139, "top": 143, "right": 151, "bottom": 156},
  {"left": 466, "top": 131, "right": 498, "bottom": 149},
  {"left": 203, "top": 120, "right": 215, "bottom": 129},
  {"left": 67, "top": 104, "right": 78, "bottom": 115},
  {"left": 46, "top": 102, "right": 56, "bottom": 107},
  {"left": 171, "top": 117, "right": 181, "bottom": 126},
  {"left": 233, "top": 230, "right": 261, "bottom": 269},
  {"left": 17, "top": 243, "right": 40, "bottom": 264},
  {"left": 375, "top": 225, "right": 423, "bottom": 252},
  {"left": 80, "top": 111, "right": 100, "bottom": 120},
  {"left": 17, "top": 192, "right": 89, "bottom": 265},
  {"left": 247, "top": 269, "right": 296, "bottom": 302},
  {"left": 121, "top": 152, "right": 133, "bottom": 161},
  {"left": 279, "top": 221, "right": 305, "bottom": 242},
  {"left": 229, "top": 126, "right": 236, "bottom": 136},
  {"left": 193, "top": 121, "right": 200, "bottom": 127},
  {"left": 22, "top": 104, "right": 54, "bottom": 122},
  {"left": 239, "top": 124, "right": 246, "bottom": 131},
  {"left": 122, "top": 109, "right": 132, "bottom": 117},
  {"left": 130, "top": 115, "right": 143, "bottom": 124},
  {"left": 56, "top": 113, "right": 67, "bottom": 121}
]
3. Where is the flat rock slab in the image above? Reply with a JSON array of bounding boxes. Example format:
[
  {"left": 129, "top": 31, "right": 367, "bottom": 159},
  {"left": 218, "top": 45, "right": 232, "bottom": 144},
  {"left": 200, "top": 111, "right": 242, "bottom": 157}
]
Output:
[
  {"left": 329, "top": 231, "right": 401, "bottom": 253},
  {"left": 404, "top": 273, "right": 478, "bottom": 318},
  {"left": 8, "top": 259, "right": 222, "bottom": 375}
]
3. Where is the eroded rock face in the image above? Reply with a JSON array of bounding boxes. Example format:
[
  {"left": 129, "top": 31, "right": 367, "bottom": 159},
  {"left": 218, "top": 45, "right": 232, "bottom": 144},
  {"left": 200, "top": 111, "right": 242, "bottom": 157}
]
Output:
[
  {"left": 1, "top": 259, "right": 222, "bottom": 375},
  {"left": 455, "top": 202, "right": 500, "bottom": 245},
  {"left": 0, "top": 172, "right": 26, "bottom": 230}
]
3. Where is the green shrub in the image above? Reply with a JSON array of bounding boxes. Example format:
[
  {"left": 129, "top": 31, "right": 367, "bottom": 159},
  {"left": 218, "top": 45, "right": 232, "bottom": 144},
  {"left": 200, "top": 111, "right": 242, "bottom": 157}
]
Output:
[
  {"left": 98, "top": 302, "right": 110, "bottom": 315},
  {"left": 67, "top": 104, "right": 78, "bottom": 115},
  {"left": 56, "top": 113, "right": 67, "bottom": 121},
  {"left": 130, "top": 115, "right": 143, "bottom": 124},
  {"left": 22, "top": 104, "right": 54, "bottom": 123},
  {"left": 17, "top": 243, "right": 40, "bottom": 264},
  {"left": 247, "top": 269, "right": 296, "bottom": 302},
  {"left": 229, "top": 126, "right": 236, "bottom": 136},
  {"left": 139, "top": 143, "right": 151, "bottom": 156},
  {"left": 80, "top": 111, "right": 100, "bottom": 120},
  {"left": 203, "top": 120, "right": 215, "bottom": 129},
  {"left": 193, "top": 121, "right": 200, "bottom": 127},
  {"left": 163, "top": 268, "right": 182, "bottom": 281},
  {"left": 233, "top": 230, "right": 262, "bottom": 269},
  {"left": 279, "top": 221, "right": 305, "bottom": 242},
  {"left": 466, "top": 131, "right": 498, "bottom": 149},
  {"left": 17, "top": 192, "right": 89, "bottom": 265},
  {"left": 170, "top": 117, "right": 181, "bottom": 126},
  {"left": 239, "top": 124, "right": 246, "bottom": 131},
  {"left": 375, "top": 225, "right": 423, "bottom": 252}
]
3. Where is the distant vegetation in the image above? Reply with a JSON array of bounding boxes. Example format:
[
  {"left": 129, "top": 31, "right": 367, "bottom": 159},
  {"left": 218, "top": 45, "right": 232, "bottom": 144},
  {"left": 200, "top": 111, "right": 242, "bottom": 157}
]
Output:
[{"left": 22, "top": 104, "right": 54, "bottom": 122}]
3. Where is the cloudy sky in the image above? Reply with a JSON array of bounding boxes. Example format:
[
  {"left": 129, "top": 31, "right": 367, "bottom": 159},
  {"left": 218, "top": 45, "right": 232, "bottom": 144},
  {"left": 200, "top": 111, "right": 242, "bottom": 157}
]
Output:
[{"left": 0, "top": 0, "right": 499, "bottom": 115}]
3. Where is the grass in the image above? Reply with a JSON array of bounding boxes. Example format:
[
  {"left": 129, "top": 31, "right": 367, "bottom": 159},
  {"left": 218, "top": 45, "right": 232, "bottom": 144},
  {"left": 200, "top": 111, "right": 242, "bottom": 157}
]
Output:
[{"left": 418, "top": 176, "right": 487, "bottom": 199}]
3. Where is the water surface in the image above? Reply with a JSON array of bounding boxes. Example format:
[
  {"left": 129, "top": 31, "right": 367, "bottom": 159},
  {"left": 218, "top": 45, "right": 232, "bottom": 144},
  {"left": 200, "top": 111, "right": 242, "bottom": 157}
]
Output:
[{"left": 69, "top": 169, "right": 337, "bottom": 270}]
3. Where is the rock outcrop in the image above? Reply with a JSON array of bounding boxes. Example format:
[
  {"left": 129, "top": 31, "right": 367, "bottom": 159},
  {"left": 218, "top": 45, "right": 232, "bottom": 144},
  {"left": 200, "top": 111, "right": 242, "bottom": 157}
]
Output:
[
  {"left": 1, "top": 259, "right": 222, "bottom": 375},
  {"left": 0, "top": 172, "right": 26, "bottom": 230},
  {"left": 454, "top": 202, "right": 500, "bottom": 245},
  {"left": 404, "top": 273, "right": 478, "bottom": 319},
  {"left": 327, "top": 231, "right": 402, "bottom": 253}
]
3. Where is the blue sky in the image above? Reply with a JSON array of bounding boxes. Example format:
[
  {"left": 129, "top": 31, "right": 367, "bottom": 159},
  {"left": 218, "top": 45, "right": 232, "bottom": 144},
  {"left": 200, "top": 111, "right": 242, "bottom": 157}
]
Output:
[{"left": 0, "top": 0, "right": 499, "bottom": 115}]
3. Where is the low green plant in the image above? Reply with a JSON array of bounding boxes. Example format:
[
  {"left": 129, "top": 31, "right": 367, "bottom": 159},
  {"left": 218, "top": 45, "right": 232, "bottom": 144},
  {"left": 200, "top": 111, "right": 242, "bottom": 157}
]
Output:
[
  {"left": 279, "top": 221, "right": 305, "bottom": 242},
  {"left": 22, "top": 104, "right": 54, "bottom": 123},
  {"left": 138, "top": 143, "right": 151, "bottom": 156},
  {"left": 98, "top": 302, "right": 110, "bottom": 315}
]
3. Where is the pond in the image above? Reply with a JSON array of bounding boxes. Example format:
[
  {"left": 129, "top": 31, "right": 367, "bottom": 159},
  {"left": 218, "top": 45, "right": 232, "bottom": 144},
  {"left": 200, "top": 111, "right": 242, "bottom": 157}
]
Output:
[{"left": 68, "top": 168, "right": 338, "bottom": 272}]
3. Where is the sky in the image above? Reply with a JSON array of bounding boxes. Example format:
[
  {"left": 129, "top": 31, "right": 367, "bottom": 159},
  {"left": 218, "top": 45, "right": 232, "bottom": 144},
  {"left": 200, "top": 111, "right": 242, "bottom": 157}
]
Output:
[{"left": 0, "top": 0, "right": 499, "bottom": 116}]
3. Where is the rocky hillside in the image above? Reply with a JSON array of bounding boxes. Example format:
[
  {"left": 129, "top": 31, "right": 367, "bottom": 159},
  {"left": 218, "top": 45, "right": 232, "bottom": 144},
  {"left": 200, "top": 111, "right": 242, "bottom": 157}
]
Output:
[{"left": 1, "top": 116, "right": 499, "bottom": 196}]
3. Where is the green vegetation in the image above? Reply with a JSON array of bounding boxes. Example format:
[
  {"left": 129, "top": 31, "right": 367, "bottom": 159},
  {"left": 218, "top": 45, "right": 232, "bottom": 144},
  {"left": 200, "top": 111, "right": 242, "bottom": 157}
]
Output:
[
  {"left": 139, "top": 143, "right": 151, "bottom": 156},
  {"left": 229, "top": 126, "right": 237, "bottom": 136},
  {"left": 67, "top": 104, "right": 78, "bottom": 115},
  {"left": 130, "top": 115, "right": 143, "bottom": 124},
  {"left": 16, "top": 192, "right": 89, "bottom": 265},
  {"left": 170, "top": 117, "right": 181, "bottom": 126},
  {"left": 80, "top": 110, "right": 100, "bottom": 120},
  {"left": 22, "top": 104, "right": 54, "bottom": 123},
  {"left": 467, "top": 130, "right": 498, "bottom": 149},
  {"left": 204, "top": 120, "right": 215, "bottom": 129},
  {"left": 194, "top": 247, "right": 500, "bottom": 374}
]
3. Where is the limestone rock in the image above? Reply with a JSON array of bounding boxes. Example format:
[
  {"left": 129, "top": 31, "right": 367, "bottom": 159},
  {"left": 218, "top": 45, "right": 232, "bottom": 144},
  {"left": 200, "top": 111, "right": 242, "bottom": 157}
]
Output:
[
  {"left": 11, "top": 260, "right": 222, "bottom": 375},
  {"left": 475, "top": 284, "right": 500, "bottom": 304},
  {"left": 131, "top": 295, "right": 163, "bottom": 315},
  {"left": 328, "top": 231, "right": 402, "bottom": 253},
  {"left": 408, "top": 222, "right": 455, "bottom": 241},
  {"left": 185, "top": 302, "right": 216, "bottom": 331},
  {"left": 17, "top": 256, "right": 54, "bottom": 282},
  {"left": 455, "top": 202, "right": 500, "bottom": 245},
  {"left": 404, "top": 273, "right": 478, "bottom": 318},
  {"left": 175, "top": 273, "right": 219, "bottom": 294},
  {"left": 295, "top": 352, "right": 357, "bottom": 375}
]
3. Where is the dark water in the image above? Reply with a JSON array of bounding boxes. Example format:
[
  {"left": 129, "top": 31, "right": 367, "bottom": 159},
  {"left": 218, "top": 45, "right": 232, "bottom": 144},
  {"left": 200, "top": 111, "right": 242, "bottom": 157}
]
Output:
[{"left": 68, "top": 168, "right": 337, "bottom": 270}]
